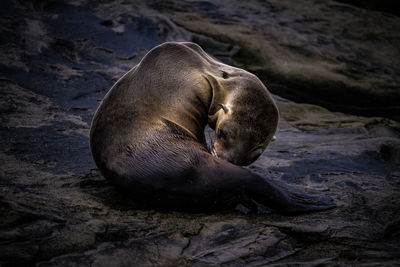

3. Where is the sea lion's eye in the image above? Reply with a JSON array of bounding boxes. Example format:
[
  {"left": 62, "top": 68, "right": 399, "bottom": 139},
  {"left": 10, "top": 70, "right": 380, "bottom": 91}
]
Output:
[
  {"left": 222, "top": 71, "right": 228, "bottom": 79},
  {"left": 217, "top": 129, "right": 227, "bottom": 140}
]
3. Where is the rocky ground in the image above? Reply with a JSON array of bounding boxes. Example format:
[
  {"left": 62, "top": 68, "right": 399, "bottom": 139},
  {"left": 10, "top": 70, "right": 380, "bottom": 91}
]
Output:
[{"left": 1, "top": 0, "right": 399, "bottom": 266}]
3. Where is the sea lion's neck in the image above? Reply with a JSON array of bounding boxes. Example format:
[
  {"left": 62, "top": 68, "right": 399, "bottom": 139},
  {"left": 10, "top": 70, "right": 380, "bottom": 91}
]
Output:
[
  {"left": 205, "top": 73, "right": 226, "bottom": 130},
  {"left": 161, "top": 73, "right": 214, "bottom": 144}
]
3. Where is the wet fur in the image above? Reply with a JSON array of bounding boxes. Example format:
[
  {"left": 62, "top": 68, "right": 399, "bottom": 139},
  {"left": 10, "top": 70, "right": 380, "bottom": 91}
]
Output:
[{"left": 90, "top": 42, "right": 335, "bottom": 214}]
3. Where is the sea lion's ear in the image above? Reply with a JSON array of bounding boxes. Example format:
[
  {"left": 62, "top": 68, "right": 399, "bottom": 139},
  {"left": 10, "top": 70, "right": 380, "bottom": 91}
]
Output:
[{"left": 218, "top": 103, "right": 229, "bottom": 113}]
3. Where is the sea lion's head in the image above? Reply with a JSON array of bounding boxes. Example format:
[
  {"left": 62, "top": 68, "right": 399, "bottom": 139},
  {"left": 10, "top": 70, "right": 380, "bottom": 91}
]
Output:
[{"left": 211, "top": 72, "right": 278, "bottom": 166}]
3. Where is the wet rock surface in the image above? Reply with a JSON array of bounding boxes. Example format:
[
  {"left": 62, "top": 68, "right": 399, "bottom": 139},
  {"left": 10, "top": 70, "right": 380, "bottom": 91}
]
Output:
[
  {"left": 1, "top": 0, "right": 399, "bottom": 266},
  {"left": 157, "top": 0, "right": 400, "bottom": 121}
]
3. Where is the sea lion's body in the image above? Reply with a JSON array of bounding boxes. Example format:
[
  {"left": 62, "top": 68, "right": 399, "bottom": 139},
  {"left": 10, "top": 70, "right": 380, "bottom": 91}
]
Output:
[{"left": 90, "top": 42, "right": 334, "bottom": 213}]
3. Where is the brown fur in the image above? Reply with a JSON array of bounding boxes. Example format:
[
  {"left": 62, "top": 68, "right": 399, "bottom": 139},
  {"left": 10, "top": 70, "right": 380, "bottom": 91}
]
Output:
[{"left": 90, "top": 42, "right": 335, "bottom": 213}]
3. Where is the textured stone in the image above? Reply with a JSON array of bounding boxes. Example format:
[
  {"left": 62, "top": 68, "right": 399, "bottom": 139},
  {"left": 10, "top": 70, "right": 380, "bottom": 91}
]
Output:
[{"left": 0, "top": 0, "right": 399, "bottom": 266}]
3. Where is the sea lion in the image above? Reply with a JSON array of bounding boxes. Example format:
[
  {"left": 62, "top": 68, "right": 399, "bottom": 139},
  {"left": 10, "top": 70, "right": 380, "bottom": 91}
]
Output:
[{"left": 90, "top": 42, "right": 335, "bottom": 214}]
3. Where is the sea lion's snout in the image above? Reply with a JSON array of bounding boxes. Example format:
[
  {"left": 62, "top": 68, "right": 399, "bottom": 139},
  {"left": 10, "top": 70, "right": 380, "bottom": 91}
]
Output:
[
  {"left": 230, "top": 155, "right": 257, "bottom": 166},
  {"left": 213, "top": 143, "right": 264, "bottom": 166},
  {"left": 212, "top": 145, "right": 244, "bottom": 165},
  {"left": 210, "top": 145, "right": 233, "bottom": 163}
]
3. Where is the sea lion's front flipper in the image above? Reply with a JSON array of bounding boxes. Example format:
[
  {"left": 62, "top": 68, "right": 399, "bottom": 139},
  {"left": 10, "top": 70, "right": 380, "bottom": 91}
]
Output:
[{"left": 248, "top": 175, "right": 336, "bottom": 214}]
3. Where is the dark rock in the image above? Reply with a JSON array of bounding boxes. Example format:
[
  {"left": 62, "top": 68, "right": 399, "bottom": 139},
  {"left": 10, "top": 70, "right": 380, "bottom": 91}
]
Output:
[
  {"left": 156, "top": 0, "right": 400, "bottom": 121},
  {"left": 335, "top": 0, "right": 400, "bottom": 16},
  {"left": 380, "top": 141, "right": 400, "bottom": 164},
  {"left": 0, "top": 0, "right": 399, "bottom": 266}
]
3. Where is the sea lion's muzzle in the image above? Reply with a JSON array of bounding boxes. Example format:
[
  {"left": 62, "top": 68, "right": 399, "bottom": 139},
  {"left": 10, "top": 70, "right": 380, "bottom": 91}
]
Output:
[
  {"left": 211, "top": 145, "right": 237, "bottom": 164},
  {"left": 212, "top": 145, "right": 260, "bottom": 166}
]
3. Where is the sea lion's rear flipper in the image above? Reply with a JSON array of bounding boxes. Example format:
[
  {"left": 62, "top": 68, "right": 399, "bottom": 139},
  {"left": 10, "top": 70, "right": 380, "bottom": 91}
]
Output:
[
  {"left": 248, "top": 175, "right": 336, "bottom": 214},
  {"left": 195, "top": 157, "right": 335, "bottom": 214},
  {"left": 283, "top": 190, "right": 335, "bottom": 214}
]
